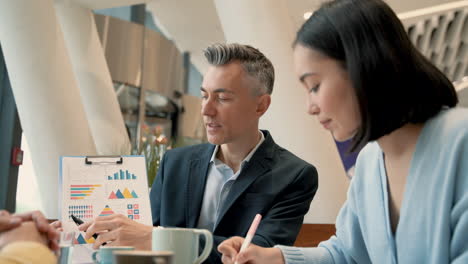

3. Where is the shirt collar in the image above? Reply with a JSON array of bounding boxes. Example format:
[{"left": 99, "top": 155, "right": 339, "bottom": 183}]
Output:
[{"left": 210, "top": 131, "right": 265, "bottom": 164}]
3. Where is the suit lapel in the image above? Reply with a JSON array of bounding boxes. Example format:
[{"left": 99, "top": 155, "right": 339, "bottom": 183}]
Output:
[
  {"left": 214, "top": 160, "right": 269, "bottom": 230},
  {"left": 214, "top": 130, "right": 276, "bottom": 230},
  {"left": 186, "top": 145, "right": 215, "bottom": 228}
]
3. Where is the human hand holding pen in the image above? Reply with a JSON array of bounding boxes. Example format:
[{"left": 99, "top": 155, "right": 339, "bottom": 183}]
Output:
[
  {"left": 76, "top": 214, "right": 152, "bottom": 250},
  {"left": 71, "top": 215, "right": 107, "bottom": 246},
  {"left": 217, "top": 214, "right": 285, "bottom": 264},
  {"left": 236, "top": 214, "right": 262, "bottom": 264},
  {"left": 218, "top": 237, "right": 284, "bottom": 264}
]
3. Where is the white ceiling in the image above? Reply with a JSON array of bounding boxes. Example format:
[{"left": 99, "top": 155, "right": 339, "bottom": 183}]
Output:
[
  {"left": 70, "top": 0, "right": 460, "bottom": 73},
  {"left": 146, "top": 0, "right": 225, "bottom": 73},
  {"left": 146, "top": 0, "right": 460, "bottom": 73},
  {"left": 69, "top": 0, "right": 153, "bottom": 10},
  {"left": 145, "top": 0, "right": 328, "bottom": 73}
]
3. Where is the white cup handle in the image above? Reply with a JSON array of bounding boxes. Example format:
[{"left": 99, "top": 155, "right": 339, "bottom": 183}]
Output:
[
  {"left": 91, "top": 251, "right": 100, "bottom": 264},
  {"left": 193, "top": 229, "right": 213, "bottom": 264}
]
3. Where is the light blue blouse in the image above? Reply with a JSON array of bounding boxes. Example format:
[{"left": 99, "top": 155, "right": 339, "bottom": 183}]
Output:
[{"left": 278, "top": 107, "right": 468, "bottom": 264}]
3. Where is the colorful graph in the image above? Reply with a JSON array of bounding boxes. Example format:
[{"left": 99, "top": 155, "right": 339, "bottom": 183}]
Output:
[
  {"left": 68, "top": 205, "right": 93, "bottom": 220},
  {"left": 108, "top": 188, "right": 139, "bottom": 199},
  {"left": 127, "top": 204, "right": 140, "bottom": 220},
  {"left": 70, "top": 184, "right": 101, "bottom": 200},
  {"left": 107, "top": 169, "right": 137, "bottom": 180},
  {"left": 99, "top": 205, "right": 115, "bottom": 216},
  {"left": 74, "top": 233, "right": 96, "bottom": 245}
]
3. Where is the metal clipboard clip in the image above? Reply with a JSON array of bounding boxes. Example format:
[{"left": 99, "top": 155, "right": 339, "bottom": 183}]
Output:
[{"left": 85, "top": 156, "right": 123, "bottom": 165}]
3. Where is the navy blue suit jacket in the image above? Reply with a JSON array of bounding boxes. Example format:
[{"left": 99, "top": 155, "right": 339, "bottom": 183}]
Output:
[{"left": 150, "top": 130, "right": 318, "bottom": 263}]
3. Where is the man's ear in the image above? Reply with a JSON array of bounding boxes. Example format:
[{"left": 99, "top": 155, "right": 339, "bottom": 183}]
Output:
[{"left": 256, "top": 94, "right": 271, "bottom": 117}]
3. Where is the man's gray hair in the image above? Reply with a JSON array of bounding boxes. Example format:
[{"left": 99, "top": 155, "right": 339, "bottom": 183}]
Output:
[{"left": 203, "top": 43, "right": 275, "bottom": 95}]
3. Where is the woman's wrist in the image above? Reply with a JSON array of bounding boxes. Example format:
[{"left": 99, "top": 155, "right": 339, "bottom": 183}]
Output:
[{"left": 267, "top": 247, "right": 286, "bottom": 264}]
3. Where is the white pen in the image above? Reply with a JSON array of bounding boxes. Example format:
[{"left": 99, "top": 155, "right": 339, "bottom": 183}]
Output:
[{"left": 235, "top": 214, "right": 262, "bottom": 264}]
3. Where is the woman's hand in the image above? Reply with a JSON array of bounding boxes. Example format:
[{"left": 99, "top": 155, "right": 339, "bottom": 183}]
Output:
[
  {"left": 50, "top": 220, "right": 63, "bottom": 232},
  {"left": 0, "top": 210, "right": 59, "bottom": 250},
  {"left": 0, "top": 222, "right": 49, "bottom": 249},
  {"left": 218, "top": 236, "right": 285, "bottom": 264},
  {"left": 0, "top": 210, "right": 21, "bottom": 232},
  {"left": 14, "top": 210, "right": 60, "bottom": 250}
]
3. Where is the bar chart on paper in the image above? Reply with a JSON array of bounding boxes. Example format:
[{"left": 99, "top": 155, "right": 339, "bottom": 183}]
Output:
[
  {"left": 60, "top": 156, "right": 152, "bottom": 263},
  {"left": 108, "top": 169, "right": 137, "bottom": 180},
  {"left": 69, "top": 185, "right": 102, "bottom": 200}
]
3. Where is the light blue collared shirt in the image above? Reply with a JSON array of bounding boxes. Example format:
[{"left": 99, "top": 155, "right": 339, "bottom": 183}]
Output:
[{"left": 196, "top": 131, "right": 265, "bottom": 231}]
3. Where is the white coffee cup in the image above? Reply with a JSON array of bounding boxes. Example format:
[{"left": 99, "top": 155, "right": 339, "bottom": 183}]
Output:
[
  {"left": 113, "top": 250, "right": 173, "bottom": 264},
  {"left": 152, "top": 227, "right": 213, "bottom": 264}
]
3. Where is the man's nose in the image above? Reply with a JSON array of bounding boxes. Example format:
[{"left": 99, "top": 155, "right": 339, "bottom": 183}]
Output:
[{"left": 201, "top": 98, "right": 215, "bottom": 116}]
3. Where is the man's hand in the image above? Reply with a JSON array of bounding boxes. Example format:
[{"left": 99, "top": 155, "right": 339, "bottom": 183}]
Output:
[
  {"left": 218, "top": 236, "right": 285, "bottom": 264},
  {"left": 0, "top": 222, "right": 49, "bottom": 249},
  {"left": 78, "top": 214, "right": 152, "bottom": 250}
]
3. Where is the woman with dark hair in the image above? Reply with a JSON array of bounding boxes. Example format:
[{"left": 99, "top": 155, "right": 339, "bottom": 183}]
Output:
[{"left": 218, "top": 0, "right": 468, "bottom": 263}]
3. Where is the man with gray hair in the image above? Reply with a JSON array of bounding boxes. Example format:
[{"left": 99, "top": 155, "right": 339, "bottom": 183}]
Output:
[
  {"left": 203, "top": 43, "right": 274, "bottom": 95},
  {"left": 79, "top": 43, "right": 318, "bottom": 264}
]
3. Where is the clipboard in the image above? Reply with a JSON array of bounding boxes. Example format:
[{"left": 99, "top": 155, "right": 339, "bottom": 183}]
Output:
[{"left": 59, "top": 155, "right": 152, "bottom": 263}]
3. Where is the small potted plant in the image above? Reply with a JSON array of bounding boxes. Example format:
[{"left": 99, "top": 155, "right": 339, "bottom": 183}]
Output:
[{"left": 136, "top": 124, "right": 169, "bottom": 187}]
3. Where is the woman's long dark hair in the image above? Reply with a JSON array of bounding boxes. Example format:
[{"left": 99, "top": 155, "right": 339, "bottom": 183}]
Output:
[{"left": 295, "top": 0, "right": 458, "bottom": 152}]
